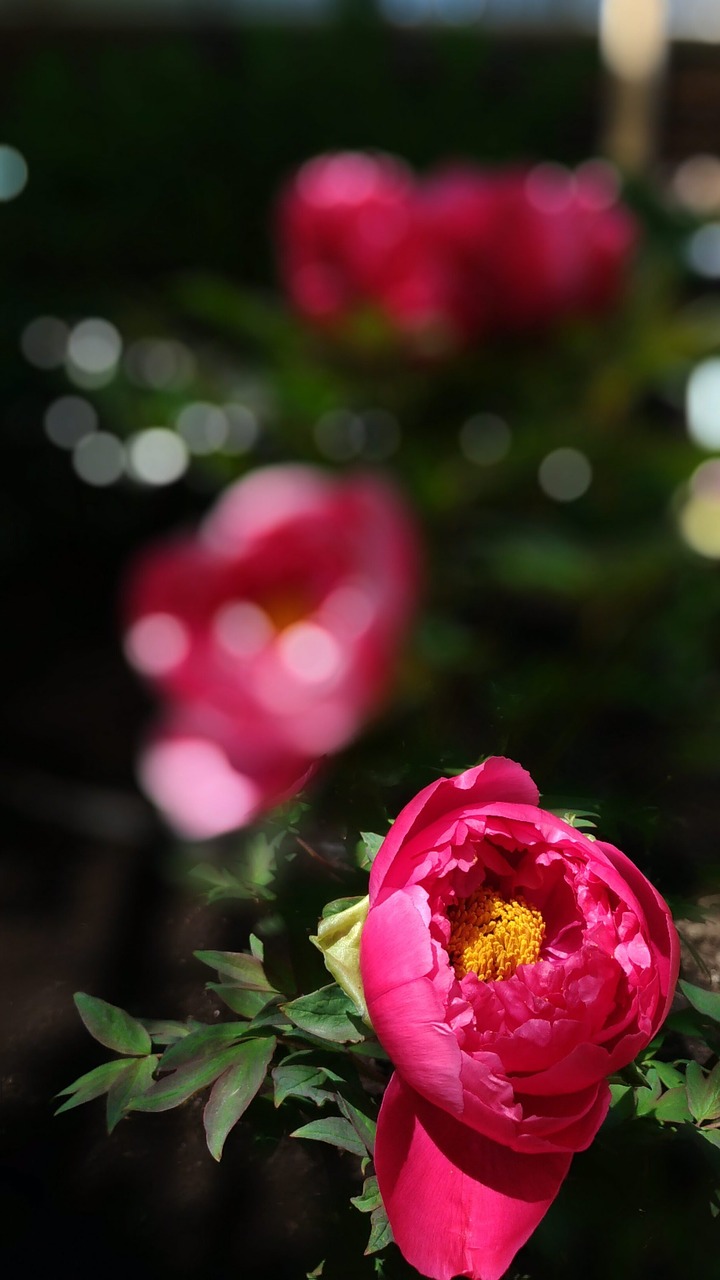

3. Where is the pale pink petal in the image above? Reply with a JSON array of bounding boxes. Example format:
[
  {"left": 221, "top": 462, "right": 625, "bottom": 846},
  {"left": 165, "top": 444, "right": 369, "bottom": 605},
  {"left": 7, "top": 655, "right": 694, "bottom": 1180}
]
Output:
[
  {"left": 138, "top": 707, "right": 316, "bottom": 840},
  {"left": 375, "top": 1074, "right": 571, "bottom": 1280}
]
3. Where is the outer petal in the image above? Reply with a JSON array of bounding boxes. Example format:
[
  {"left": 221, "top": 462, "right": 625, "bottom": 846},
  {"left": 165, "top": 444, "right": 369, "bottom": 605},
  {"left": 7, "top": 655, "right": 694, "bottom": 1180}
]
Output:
[
  {"left": 375, "top": 1073, "right": 571, "bottom": 1280},
  {"left": 361, "top": 890, "right": 464, "bottom": 1115},
  {"left": 369, "top": 757, "right": 539, "bottom": 900}
]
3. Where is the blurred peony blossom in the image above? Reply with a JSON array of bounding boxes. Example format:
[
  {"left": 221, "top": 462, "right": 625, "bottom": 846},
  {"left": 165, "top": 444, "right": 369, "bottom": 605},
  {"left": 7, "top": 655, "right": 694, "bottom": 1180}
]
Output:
[
  {"left": 277, "top": 152, "right": 637, "bottom": 349},
  {"left": 123, "top": 465, "right": 420, "bottom": 838},
  {"left": 360, "top": 757, "right": 678, "bottom": 1280}
]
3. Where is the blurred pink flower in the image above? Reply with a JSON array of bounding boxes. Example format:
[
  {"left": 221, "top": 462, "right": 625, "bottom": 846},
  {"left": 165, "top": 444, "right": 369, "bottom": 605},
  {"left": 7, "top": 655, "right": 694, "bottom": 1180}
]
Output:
[
  {"left": 124, "top": 465, "right": 419, "bottom": 838},
  {"left": 483, "top": 163, "right": 638, "bottom": 331},
  {"left": 360, "top": 757, "right": 678, "bottom": 1280},
  {"left": 277, "top": 152, "right": 637, "bottom": 348},
  {"left": 277, "top": 151, "right": 431, "bottom": 332}
]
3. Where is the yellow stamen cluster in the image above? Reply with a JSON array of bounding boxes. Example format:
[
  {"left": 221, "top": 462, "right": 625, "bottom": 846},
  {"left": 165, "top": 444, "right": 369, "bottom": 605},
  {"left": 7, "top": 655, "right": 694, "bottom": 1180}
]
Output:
[{"left": 447, "top": 886, "right": 545, "bottom": 982}]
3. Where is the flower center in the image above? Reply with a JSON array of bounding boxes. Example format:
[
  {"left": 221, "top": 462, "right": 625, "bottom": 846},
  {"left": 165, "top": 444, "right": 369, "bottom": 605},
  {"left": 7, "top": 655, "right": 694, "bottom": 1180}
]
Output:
[{"left": 447, "top": 886, "right": 545, "bottom": 982}]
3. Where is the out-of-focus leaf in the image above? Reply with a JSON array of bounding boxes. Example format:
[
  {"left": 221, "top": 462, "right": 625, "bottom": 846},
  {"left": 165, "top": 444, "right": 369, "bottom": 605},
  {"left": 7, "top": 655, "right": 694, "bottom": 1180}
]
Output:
[
  {"left": 306, "top": 1263, "right": 324, "bottom": 1278},
  {"left": 106, "top": 1055, "right": 159, "bottom": 1133},
  {"left": 283, "top": 985, "right": 365, "bottom": 1044},
  {"left": 680, "top": 979, "right": 720, "bottom": 1025},
  {"left": 249, "top": 934, "right": 264, "bottom": 961},
  {"left": 158, "top": 1023, "right": 247, "bottom": 1071},
  {"left": 131, "top": 1045, "right": 246, "bottom": 1113},
  {"left": 357, "top": 833, "right": 384, "bottom": 871},
  {"left": 203, "top": 1036, "right": 276, "bottom": 1161},
  {"left": 291, "top": 1116, "right": 367, "bottom": 1157},
  {"left": 337, "top": 1097, "right": 376, "bottom": 1155},
  {"left": 194, "top": 950, "right": 278, "bottom": 992},
  {"left": 55, "top": 1059, "right": 132, "bottom": 1114},
  {"left": 74, "top": 993, "right": 152, "bottom": 1056}
]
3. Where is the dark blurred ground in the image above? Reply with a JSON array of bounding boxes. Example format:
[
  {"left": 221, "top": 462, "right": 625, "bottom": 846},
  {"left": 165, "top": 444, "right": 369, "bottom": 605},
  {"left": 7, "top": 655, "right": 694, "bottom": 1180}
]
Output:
[{"left": 3, "top": 15, "right": 720, "bottom": 1280}]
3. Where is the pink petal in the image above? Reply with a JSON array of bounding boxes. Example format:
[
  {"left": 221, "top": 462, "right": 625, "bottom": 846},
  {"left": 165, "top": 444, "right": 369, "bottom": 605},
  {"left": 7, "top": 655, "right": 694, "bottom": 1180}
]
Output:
[
  {"left": 138, "top": 705, "right": 316, "bottom": 839},
  {"left": 369, "top": 757, "right": 539, "bottom": 899},
  {"left": 361, "top": 891, "right": 464, "bottom": 1115},
  {"left": 375, "top": 1074, "right": 571, "bottom": 1280},
  {"left": 592, "top": 839, "right": 680, "bottom": 1032}
]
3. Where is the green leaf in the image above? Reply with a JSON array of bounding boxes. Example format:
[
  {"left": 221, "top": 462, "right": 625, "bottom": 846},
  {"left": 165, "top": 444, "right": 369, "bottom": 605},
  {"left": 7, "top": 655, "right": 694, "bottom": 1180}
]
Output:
[
  {"left": 243, "top": 997, "right": 293, "bottom": 1035},
  {"left": 139, "top": 1019, "right": 194, "bottom": 1046},
  {"left": 351, "top": 1175, "right": 382, "bottom": 1214},
  {"left": 665, "top": 1008, "right": 707, "bottom": 1037},
  {"left": 357, "top": 833, "right": 384, "bottom": 872},
  {"left": 283, "top": 985, "right": 366, "bottom": 1044},
  {"left": 306, "top": 1263, "right": 324, "bottom": 1278},
  {"left": 194, "top": 951, "right": 277, "bottom": 992},
  {"left": 680, "top": 980, "right": 720, "bottom": 1025},
  {"left": 337, "top": 1097, "right": 376, "bottom": 1155},
  {"left": 321, "top": 895, "right": 367, "bottom": 920},
  {"left": 158, "top": 1023, "right": 248, "bottom": 1072},
  {"left": 634, "top": 1067, "right": 661, "bottom": 1117},
  {"left": 272, "top": 1058, "right": 343, "bottom": 1108},
  {"left": 605, "top": 1082, "right": 634, "bottom": 1126},
  {"left": 249, "top": 934, "right": 264, "bottom": 961},
  {"left": 653, "top": 1086, "right": 693, "bottom": 1124},
  {"left": 55, "top": 1059, "right": 132, "bottom": 1114},
  {"left": 366, "top": 1202, "right": 393, "bottom": 1255},
  {"left": 131, "top": 1045, "right": 247, "bottom": 1113},
  {"left": 203, "top": 1037, "right": 276, "bottom": 1161},
  {"left": 644, "top": 1060, "right": 685, "bottom": 1090},
  {"left": 206, "top": 984, "right": 273, "bottom": 1019},
  {"left": 291, "top": 1116, "right": 367, "bottom": 1157},
  {"left": 347, "top": 1040, "right": 390, "bottom": 1061},
  {"left": 700, "top": 1128, "right": 720, "bottom": 1150},
  {"left": 106, "top": 1055, "right": 159, "bottom": 1133},
  {"left": 74, "top": 993, "right": 152, "bottom": 1056},
  {"left": 686, "top": 1060, "right": 720, "bottom": 1123}
]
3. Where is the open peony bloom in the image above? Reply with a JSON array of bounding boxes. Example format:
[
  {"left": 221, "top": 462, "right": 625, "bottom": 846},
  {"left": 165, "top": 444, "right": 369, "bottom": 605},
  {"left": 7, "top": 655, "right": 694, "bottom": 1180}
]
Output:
[
  {"left": 123, "top": 465, "right": 419, "bottom": 838},
  {"left": 277, "top": 152, "right": 637, "bottom": 350},
  {"left": 360, "top": 757, "right": 679, "bottom": 1280}
]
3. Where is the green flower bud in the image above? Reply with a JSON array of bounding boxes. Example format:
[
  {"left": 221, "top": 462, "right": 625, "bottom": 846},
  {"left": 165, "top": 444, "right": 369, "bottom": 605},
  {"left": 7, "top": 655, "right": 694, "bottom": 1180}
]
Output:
[{"left": 311, "top": 894, "right": 370, "bottom": 1023}]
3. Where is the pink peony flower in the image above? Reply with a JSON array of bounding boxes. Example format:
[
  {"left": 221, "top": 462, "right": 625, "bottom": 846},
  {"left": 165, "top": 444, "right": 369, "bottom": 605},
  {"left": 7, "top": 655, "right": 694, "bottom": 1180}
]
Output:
[
  {"left": 123, "top": 465, "right": 419, "bottom": 838},
  {"left": 479, "top": 165, "right": 637, "bottom": 332},
  {"left": 277, "top": 152, "right": 637, "bottom": 349},
  {"left": 277, "top": 151, "right": 434, "bottom": 334},
  {"left": 360, "top": 757, "right": 679, "bottom": 1280}
]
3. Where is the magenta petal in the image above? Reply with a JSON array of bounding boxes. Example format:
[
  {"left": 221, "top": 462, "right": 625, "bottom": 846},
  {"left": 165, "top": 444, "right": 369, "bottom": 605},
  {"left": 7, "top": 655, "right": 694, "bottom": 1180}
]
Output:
[
  {"left": 370, "top": 756, "right": 539, "bottom": 899},
  {"left": 376, "top": 1074, "right": 571, "bottom": 1280}
]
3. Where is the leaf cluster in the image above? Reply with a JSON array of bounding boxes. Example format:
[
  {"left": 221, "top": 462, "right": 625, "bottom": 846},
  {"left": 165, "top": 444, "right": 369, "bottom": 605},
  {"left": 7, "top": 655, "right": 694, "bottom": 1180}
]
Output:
[
  {"left": 607, "top": 978, "right": 720, "bottom": 1215},
  {"left": 58, "top": 937, "right": 392, "bottom": 1259}
]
